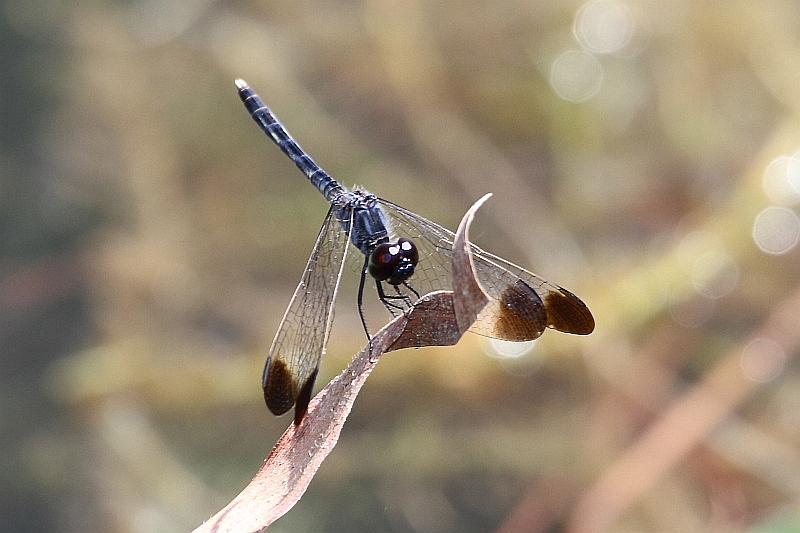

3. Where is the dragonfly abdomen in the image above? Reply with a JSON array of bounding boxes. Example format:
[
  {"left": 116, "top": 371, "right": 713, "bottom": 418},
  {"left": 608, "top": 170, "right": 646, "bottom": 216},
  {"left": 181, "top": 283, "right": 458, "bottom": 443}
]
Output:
[{"left": 235, "top": 79, "right": 345, "bottom": 203}]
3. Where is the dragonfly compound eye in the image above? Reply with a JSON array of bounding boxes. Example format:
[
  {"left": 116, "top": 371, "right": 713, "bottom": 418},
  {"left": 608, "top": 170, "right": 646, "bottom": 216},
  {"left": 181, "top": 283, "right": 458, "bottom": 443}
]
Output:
[
  {"left": 397, "top": 237, "right": 419, "bottom": 264},
  {"left": 368, "top": 239, "right": 418, "bottom": 284}
]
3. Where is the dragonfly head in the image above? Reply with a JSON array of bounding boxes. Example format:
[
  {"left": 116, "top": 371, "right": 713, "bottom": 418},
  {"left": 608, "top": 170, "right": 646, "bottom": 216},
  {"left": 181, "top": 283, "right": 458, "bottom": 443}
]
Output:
[{"left": 368, "top": 237, "right": 419, "bottom": 285}]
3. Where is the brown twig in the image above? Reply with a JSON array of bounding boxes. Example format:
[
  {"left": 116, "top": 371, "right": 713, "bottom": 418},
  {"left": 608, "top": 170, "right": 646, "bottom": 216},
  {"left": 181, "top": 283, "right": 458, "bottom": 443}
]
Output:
[{"left": 193, "top": 194, "right": 491, "bottom": 533}]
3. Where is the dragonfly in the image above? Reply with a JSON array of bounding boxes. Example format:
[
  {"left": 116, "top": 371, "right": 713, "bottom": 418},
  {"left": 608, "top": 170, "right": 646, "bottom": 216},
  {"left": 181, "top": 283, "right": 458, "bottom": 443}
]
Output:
[{"left": 236, "top": 79, "right": 594, "bottom": 424}]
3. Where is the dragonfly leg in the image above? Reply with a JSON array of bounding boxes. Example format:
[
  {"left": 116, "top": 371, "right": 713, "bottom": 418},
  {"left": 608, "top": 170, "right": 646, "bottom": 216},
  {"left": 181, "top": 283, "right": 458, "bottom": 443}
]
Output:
[
  {"left": 378, "top": 282, "right": 419, "bottom": 311},
  {"left": 357, "top": 257, "right": 373, "bottom": 346},
  {"left": 376, "top": 281, "right": 404, "bottom": 315},
  {"left": 399, "top": 281, "right": 420, "bottom": 302},
  {"left": 389, "top": 284, "right": 414, "bottom": 309}
]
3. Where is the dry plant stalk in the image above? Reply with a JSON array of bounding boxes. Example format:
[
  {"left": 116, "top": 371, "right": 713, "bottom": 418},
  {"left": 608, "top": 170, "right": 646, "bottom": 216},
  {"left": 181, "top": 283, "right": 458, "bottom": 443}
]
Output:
[{"left": 193, "top": 194, "right": 492, "bottom": 533}]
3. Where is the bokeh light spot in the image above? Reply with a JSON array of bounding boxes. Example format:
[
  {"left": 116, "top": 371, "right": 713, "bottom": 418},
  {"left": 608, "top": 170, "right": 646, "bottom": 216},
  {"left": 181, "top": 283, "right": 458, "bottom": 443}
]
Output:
[
  {"left": 752, "top": 206, "right": 800, "bottom": 255},
  {"left": 691, "top": 250, "right": 739, "bottom": 299},
  {"left": 676, "top": 231, "right": 724, "bottom": 273},
  {"left": 669, "top": 284, "right": 715, "bottom": 328},
  {"left": 573, "top": 0, "right": 635, "bottom": 54},
  {"left": 741, "top": 338, "right": 786, "bottom": 383},
  {"left": 762, "top": 156, "right": 800, "bottom": 206},
  {"left": 787, "top": 150, "right": 800, "bottom": 193},
  {"left": 486, "top": 338, "right": 537, "bottom": 360},
  {"left": 550, "top": 50, "right": 604, "bottom": 102}
]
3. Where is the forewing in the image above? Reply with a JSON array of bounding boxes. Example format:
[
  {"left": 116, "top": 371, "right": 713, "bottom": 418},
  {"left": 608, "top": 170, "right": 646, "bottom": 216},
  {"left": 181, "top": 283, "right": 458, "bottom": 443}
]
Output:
[
  {"left": 263, "top": 205, "right": 351, "bottom": 418},
  {"left": 376, "top": 198, "right": 594, "bottom": 341}
]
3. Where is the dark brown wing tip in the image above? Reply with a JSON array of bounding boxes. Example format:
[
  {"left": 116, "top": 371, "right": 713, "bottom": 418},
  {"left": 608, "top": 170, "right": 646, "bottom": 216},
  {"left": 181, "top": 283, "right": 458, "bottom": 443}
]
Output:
[
  {"left": 293, "top": 366, "right": 319, "bottom": 426},
  {"left": 494, "top": 280, "right": 547, "bottom": 341},
  {"left": 545, "top": 288, "right": 595, "bottom": 335},
  {"left": 263, "top": 357, "right": 298, "bottom": 417}
]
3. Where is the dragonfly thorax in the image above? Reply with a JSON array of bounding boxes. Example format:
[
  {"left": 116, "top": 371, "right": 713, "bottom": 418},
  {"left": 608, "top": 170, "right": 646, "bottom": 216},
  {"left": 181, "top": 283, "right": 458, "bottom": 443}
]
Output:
[
  {"left": 335, "top": 190, "right": 391, "bottom": 256},
  {"left": 335, "top": 190, "right": 419, "bottom": 284}
]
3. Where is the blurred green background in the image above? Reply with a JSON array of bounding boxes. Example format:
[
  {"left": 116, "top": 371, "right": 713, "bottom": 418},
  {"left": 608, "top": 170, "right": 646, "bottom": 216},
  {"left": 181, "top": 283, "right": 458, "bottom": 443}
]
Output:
[{"left": 4, "top": 0, "right": 800, "bottom": 531}]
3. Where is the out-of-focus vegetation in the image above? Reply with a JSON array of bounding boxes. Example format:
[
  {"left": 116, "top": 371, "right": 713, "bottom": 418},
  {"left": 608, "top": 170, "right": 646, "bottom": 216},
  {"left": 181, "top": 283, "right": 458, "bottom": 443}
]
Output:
[{"left": 4, "top": 0, "right": 800, "bottom": 531}]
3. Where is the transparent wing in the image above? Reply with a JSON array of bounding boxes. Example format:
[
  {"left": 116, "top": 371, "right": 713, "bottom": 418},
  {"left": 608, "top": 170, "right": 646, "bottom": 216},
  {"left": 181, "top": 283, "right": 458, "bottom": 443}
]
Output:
[
  {"left": 376, "top": 198, "right": 594, "bottom": 341},
  {"left": 263, "top": 205, "right": 351, "bottom": 418}
]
